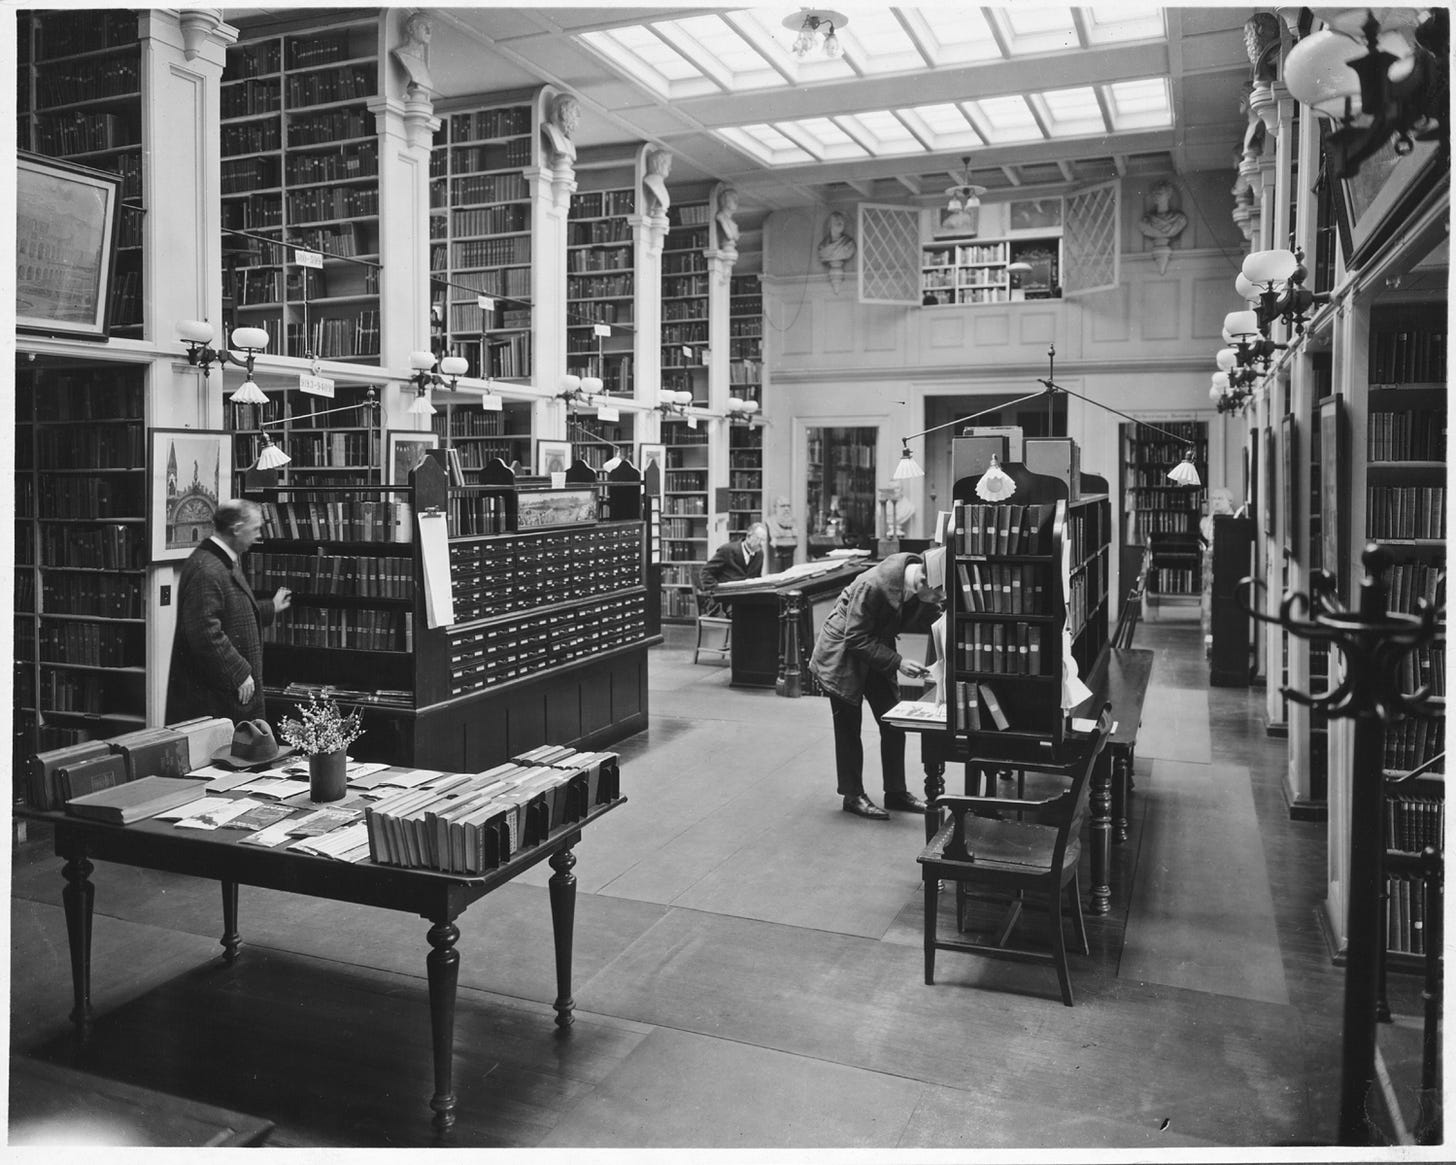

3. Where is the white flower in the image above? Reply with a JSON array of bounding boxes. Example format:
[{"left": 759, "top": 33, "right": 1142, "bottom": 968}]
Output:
[{"left": 279, "top": 694, "right": 364, "bottom": 757}]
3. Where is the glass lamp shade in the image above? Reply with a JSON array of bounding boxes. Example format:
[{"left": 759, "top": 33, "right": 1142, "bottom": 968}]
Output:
[
  {"left": 1216, "top": 348, "right": 1238, "bottom": 372},
  {"left": 602, "top": 454, "right": 623, "bottom": 472},
  {"left": 229, "top": 378, "right": 268, "bottom": 406},
  {"left": 409, "top": 390, "right": 436, "bottom": 416},
  {"left": 230, "top": 327, "right": 270, "bottom": 353},
  {"left": 580, "top": 375, "right": 604, "bottom": 396},
  {"left": 892, "top": 448, "right": 925, "bottom": 480},
  {"left": 559, "top": 373, "right": 582, "bottom": 395},
  {"left": 1212, "top": 371, "right": 1231, "bottom": 392},
  {"left": 1234, "top": 273, "right": 1263, "bottom": 303},
  {"left": 1242, "top": 249, "right": 1299, "bottom": 286},
  {"left": 823, "top": 25, "right": 841, "bottom": 57},
  {"left": 408, "top": 349, "right": 437, "bottom": 372},
  {"left": 177, "top": 319, "right": 215, "bottom": 344},
  {"left": 439, "top": 355, "right": 469, "bottom": 378},
  {"left": 1283, "top": 29, "right": 1368, "bottom": 119},
  {"left": 255, "top": 434, "right": 291, "bottom": 470},
  {"left": 660, "top": 389, "right": 693, "bottom": 406},
  {"left": 1167, "top": 454, "right": 1202, "bottom": 487},
  {"left": 1209, "top": 383, "right": 1225, "bottom": 404},
  {"left": 1224, "top": 310, "right": 1261, "bottom": 338}
]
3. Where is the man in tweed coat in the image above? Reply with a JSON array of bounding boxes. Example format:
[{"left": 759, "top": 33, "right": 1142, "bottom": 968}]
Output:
[{"left": 166, "top": 499, "right": 292, "bottom": 723}]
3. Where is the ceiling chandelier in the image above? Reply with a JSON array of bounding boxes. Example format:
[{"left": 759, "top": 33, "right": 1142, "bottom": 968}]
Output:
[
  {"left": 782, "top": 8, "right": 845, "bottom": 59},
  {"left": 945, "top": 156, "right": 986, "bottom": 213}
]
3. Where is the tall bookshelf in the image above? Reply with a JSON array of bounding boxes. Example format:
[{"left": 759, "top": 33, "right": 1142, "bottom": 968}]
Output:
[
  {"left": 245, "top": 457, "right": 655, "bottom": 769},
  {"left": 727, "top": 272, "right": 765, "bottom": 538},
  {"left": 221, "top": 15, "right": 381, "bottom": 360},
  {"left": 429, "top": 99, "right": 535, "bottom": 380},
  {"left": 661, "top": 200, "right": 711, "bottom": 405},
  {"left": 14, "top": 359, "right": 150, "bottom": 795},
  {"left": 807, "top": 427, "right": 877, "bottom": 549},
  {"left": 567, "top": 181, "right": 637, "bottom": 395},
  {"left": 225, "top": 383, "right": 382, "bottom": 493},
  {"left": 660, "top": 419, "right": 711, "bottom": 620},
  {"left": 945, "top": 445, "right": 1110, "bottom": 763},
  {"left": 430, "top": 398, "right": 533, "bottom": 478},
  {"left": 17, "top": 9, "right": 145, "bottom": 337},
  {"left": 921, "top": 234, "right": 1061, "bottom": 306},
  {"left": 1120, "top": 421, "right": 1207, "bottom": 608}
]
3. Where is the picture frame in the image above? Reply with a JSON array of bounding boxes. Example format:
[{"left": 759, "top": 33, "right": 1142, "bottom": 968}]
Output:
[
  {"left": 636, "top": 441, "right": 667, "bottom": 500},
  {"left": 536, "top": 438, "right": 572, "bottom": 478},
  {"left": 516, "top": 487, "right": 598, "bottom": 530},
  {"left": 1281, "top": 414, "right": 1297, "bottom": 558},
  {"left": 1261, "top": 426, "right": 1274, "bottom": 539},
  {"left": 933, "top": 205, "right": 980, "bottom": 239},
  {"left": 1318, "top": 395, "right": 1346, "bottom": 591},
  {"left": 386, "top": 430, "right": 439, "bottom": 486},
  {"left": 16, "top": 151, "right": 123, "bottom": 341},
  {"left": 149, "top": 429, "right": 233, "bottom": 563}
]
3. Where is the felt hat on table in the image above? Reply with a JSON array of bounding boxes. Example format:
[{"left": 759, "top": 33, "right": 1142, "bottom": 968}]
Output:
[{"left": 211, "top": 719, "right": 296, "bottom": 770}]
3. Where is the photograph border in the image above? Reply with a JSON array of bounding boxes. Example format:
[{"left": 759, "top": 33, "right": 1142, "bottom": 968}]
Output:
[
  {"left": 537, "top": 438, "right": 572, "bottom": 478},
  {"left": 386, "top": 429, "right": 439, "bottom": 486},
  {"left": 148, "top": 429, "right": 233, "bottom": 563}
]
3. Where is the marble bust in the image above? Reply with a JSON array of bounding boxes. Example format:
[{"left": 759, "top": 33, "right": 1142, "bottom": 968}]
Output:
[
  {"left": 817, "top": 210, "right": 856, "bottom": 265},
  {"left": 392, "top": 11, "right": 435, "bottom": 97},
  {"left": 643, "top": 148, "right": 672, "bottom": 216},
  {"left": 543, "top": 92, "right": 579, "bottom": 164}
]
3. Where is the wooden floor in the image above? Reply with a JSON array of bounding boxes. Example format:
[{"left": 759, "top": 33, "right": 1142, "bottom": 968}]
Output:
[{"left": 7, "top": 621, "right": 1433, "bottom": 1152}]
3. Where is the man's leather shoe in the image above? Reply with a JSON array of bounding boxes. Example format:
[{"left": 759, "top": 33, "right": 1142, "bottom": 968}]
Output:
[
  {"left": 842, "top": 794, "right": 890, "bottom": 820},
  {"left": 884, "top": 791, "right": 929, "bottom": 814}
]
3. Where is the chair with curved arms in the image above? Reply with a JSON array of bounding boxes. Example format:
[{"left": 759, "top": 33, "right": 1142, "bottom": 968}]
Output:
[
  {"left": 690, "top": 575, "right": 732, "bottom": 666},
  {"left": 917, "top": 702, "right": 1114, "bottom": 1006}
]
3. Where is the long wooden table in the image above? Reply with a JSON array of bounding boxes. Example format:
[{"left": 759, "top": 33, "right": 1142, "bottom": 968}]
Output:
[
  {"left": 917, "top": 646, "right": 1154, "bottom": 914},
  {"left": 713, "top": 558, "right": 869, "bottom": 692},
  {"left": 18, "top": 794, "right": 624, "bottom": 1133}
]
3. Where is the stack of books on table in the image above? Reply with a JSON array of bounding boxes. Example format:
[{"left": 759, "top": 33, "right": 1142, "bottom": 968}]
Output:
[
  {"left": 364, "top": 748, "right": 620, "bottom": 873},
  {"left": 30, "top": 719, "right": 229, "bottom": 811}
]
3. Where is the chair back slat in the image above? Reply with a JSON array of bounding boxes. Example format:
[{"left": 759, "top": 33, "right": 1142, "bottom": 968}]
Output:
[{"left": 1049, "top": 702, "right": 1114, "bottom": 873}]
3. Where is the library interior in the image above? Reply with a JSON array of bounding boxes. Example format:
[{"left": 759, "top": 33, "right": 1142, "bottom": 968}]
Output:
[{"left": 9, "top": 5, "right": 1449, "bottom": 1156}]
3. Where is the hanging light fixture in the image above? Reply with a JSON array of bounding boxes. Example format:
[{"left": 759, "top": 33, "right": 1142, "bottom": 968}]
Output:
[
  {"left": 1167, "top": 449, "right": 1202, "bottom": 487},
  {"left": 944, "top": 156, "right": 987, "bottom": 216},
  {"left": 782, "top": 8, "right": 846, "bottom": 59}
]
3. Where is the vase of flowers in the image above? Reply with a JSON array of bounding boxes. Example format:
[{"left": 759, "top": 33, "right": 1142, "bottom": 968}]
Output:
[{"left": 279, "top": 694, "right": 364, "bottom": 803}]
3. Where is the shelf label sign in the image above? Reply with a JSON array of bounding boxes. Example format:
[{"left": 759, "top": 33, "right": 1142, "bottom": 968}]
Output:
[
  {"left": 477, "top": 296, "right": 495, "bottom": 312},
  {"left": 597, "top": 404, "right": 620, "bottom": 422},
  {"left": 294, "top": 249, "right": 323, "bottom": 269},
  {"left": 593, "top": 323, "right": 612, "bottom": 338},
  {"left": 686, "top": 415, "right": 698, "bottom": 429},
  {"left": 681, "top": 345, "right": 693, "bottom": 359},
  {"left": 478, "top": 393, "right": 503, "bottom": 412},
  {"left": 298, "top": 373, "right": 334, "bottom": 398}
]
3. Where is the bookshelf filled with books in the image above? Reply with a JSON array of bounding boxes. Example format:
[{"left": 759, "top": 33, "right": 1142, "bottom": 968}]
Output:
[
  {"left": 567, "top": 180, "right": 637, "bottom": 395},
  {"left": 1383, "top": 769, "right": 1444, "bottom": 970},
  {"left": 945, "top": 445, "right": 1110, "bottom": 764},
  {"left": 221, "top": 14, "right": 382, "bottom": 360},
  {"left": 16, "top": 9, "right": 145, "bottom": 337},
  {"left": 1119, "top": 420, "right": 1207, "bottom": 609},
  {"left": 225, "top": 382, "right": 382, "bottom": 494},
  {"left": 431, "top": 396, "right": 534, "bottom": 478},
  {"left": 245, "top": 456, "right": 656, "bottom": 770},
  {"left": 429, "top": 98, "right": 535, "bottom": 381},
  {"left": 661, "top": 200, "right": 710, "bottom": 405},
  {"left": 660, "top": 419, "right": 711, "bottom": 621},
  {"left": 14, "top": 359, "right": 150, "bottom": 794},
  {"left": 727, "top": 272, "right": 764, "bottom": 539}
]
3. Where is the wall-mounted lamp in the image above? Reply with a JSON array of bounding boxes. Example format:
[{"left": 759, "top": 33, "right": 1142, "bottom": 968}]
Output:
[
  {"left": 557, "top": 373, "right": 606, "bottom": 406},
  {"left": 249, "top": 388, "right": 379, "bottom": 471},
  {"left": 655, "top": 389, "right": 694, "bottom": 417},
  {"left": 177, "top": 319, "right": 271, "bottom": 404},
  {"left": 1242, "top": 246, "right": 1331, "bottom": 335},
  {"left": 724, "top": 396, "right": 761, "bottom": 425},
  {"left": 1283, "top": 8, "right": 1447, "bottom": 180},
  {"left": 407, "top": 350, "right": 469, "bottom": 415}
]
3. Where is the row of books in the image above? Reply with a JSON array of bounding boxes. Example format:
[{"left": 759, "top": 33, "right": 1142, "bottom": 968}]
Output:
[
  {"left": 1367, "top": 409, "right": 1447, "bottom": 461},
  {"left": 226, "top": 39, "right": 281, "bottom": 78},
  {"left": 30, "top": 719, "right": 230, "bottom": 811},
  {"left": 445, "top": 138, "right": 532, "bottom": 175},
  {"left": 288, "top": 222, "right": 372, "bottom": 258},
  {"left": 569, "top": 245, "right": 632, "bottom": 273},
  {"left": 452, "top": 203, "right": 529, "bottom": 237},
  {"left": 34, "top": 112, "right": 137, "bottom": 153},
  {"left": 1383, "top": 714, "right": 1444, "bottom": 774},
  {"left": 663, "top": 251, "right": 708, "bottom": 275},
  {"left": 448, "top": 170, "right": 528, "bottom": 207},
  {"left": 260, "top": 499, "right": 410, "bottom": 543},
  {"left": 288, "top": 140, "right": 377, "bottom": 185},
  {"left": 1396, "top": 643, "right": 1446, "bottom": 699},
  {"left": 957, "top": 623, "right": 1046, "bottom": 676},
  {"left": 284, "top": 64, "right": 375, "bottom": 108},
  {"left": 448, "top": 493, "right": 510, "bottom": 537},
  {"left": 38, "top": 668, "right": 142, "bottom": 716},
  {"left": 570, "top": 219, "right": 633, "bottom": 246},
  {"left": 223, "top": 121, "right": 283, "bottom": 156},
  {"left": 366, "top": 746, "right": 621, "bottom": 873},
  {"left": 285, "top": 312, "right": 381, "bottom": 359},
  {"left": 34, "top": 59, "right": 139, "bottom": 107},
  {"left": 1385, "top": 791, "right": 1444, "bottom": 853},
  {"left": 728, "top": 323, "right": 763, "bottom": 342},
  {"left": 447, "top": 596, "right": 646, "bottom": 693},
  {"left": 569, "top": 190, "right": 637, "bottom": 220},
  {"left": 38, "top": 478, "right": 143, "bottom": 520},
  {"left": 1383, "top": 561, "right": 1444, "bottom": 614},
  {"left": 448, "top": 106, "right": 533, "bottom": 142},
  {"left": 662, "top": 321, "right": 708, "bottom": 345},
  {"left": 282, "top": 430, "right": 377, "bottom": 469},
  {"left": 1149, "top": 567, "right": 1199, "bottom": 595},
  {"left": 951, "top": 681, "right": 1013, "bottom": 733},
  {"left": 443, "top": 265, "right": 531, "bottom": 298},
  {"left": 568, "top": 272, "right": 634, "bottom": 299},
  {"left": 283, "top": 28, "right": 359, "bottom": 70},
  {"left": 223, "top": 194, "right": 282, "bottom": 230},
  {"left": 1365, "top": 486, "right": 1445, "bottom": 540},
  {"left": 40, "top": 622, "right": 141, "bottom": 668},
  {"left": 452, "top": 236, "right": 532, "bottom": 268},
  {"left": 221, "top": 78, "right": 282, "bottom": 120},
  {"left": 35, "top": 422, "right": 143, "bottom": 467},
  {"left": 31, "top": 8, "right": 137, "bottom": 60},
  {"left": 263, "top": 607, "right": 411, "bottom": 653},
  {"left": 38, "top": 523, "right": 142, "bottom": 569},
  {"left": 1385, "top": 873, "right": 1434, "bottom": 955},
  {"left": 1370, "top": 328, "right": 1446, "bottom": 385},
  {"left": 39, "top": 572, "right": 144, "bottom": 618},
  {"left": 1129, "top": 511, "right": 1197, "bottom": 539},
  {"left": 288, "top": 109, "right": 371, "bottom": 147},
  {"left": 246, "top": 552, "right": 413, "bottom": 600},
  {"left": 287, "top": 186, "right": 378, "bottom": 225},
  {"left": 663, "top": 299, "right": 707, "bottom": 323},
  {"left": 952, "top": 502, "right": 1054, "bottom": 557},
  {"left": 956, "top": 562, "right": 1047, "bottom": 614}
]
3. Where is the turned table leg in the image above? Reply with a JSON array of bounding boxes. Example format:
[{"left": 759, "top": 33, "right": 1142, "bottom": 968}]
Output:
[
  {"left": 548, "top": 844, "right": 578, "bottom": 1029},
  {"left": 1089, "top": 752, "right": 1113, "bottom": 916},
  {"left": 220, "top": 879, "right": 242, "bottom": 962},
  {"left": 1111, "top": 747, "right": 1131, "bottom": 844},
  {"left": 425, "top": 918, "right": 460, "bottom": 1132},
  {"left": 922, "top": 761, "right": 945, "bottom": 844},
  {"left": 61, "top": 852, "right": 94, "bottom": 1034}
]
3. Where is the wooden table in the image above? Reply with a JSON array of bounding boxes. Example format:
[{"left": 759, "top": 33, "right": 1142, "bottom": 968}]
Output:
[
  {"left": 713, "top": 559, "right": 869, "bottom": 693},
  {"left": 18, "top": 795, "right": 624, "bottom": 1133},
  {"left": 916, "top": 647, "right": 1153, "bottom": 915}
]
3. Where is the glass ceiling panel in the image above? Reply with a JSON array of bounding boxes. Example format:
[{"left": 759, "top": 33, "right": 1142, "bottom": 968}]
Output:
[
  {"left": 1041, "top": 86, "right": 1105, "bottom": 136},
  {"left": 1086, "top": 6, "right": 1166, "bottom": 43},
  {"left": 1001, "top": 7, "right": 1079, "bottom": 53},
  {"left": 840, "top": 109, "right": 923, "bottom": 153},
  {"left": 585, "top": 26, "right": 697, "bottom": 83},
  {"left": 967, "top": 95, "right": 1040, "bottom": 143},
  {"left": 719, "top": 124, "right": 814, "bottom": 166},
  {"left": 1107, "top": 77, "right": 1172, "bottom": 128},
  {"left": 832, "top": 9, "right": 922, "bottom": 74},
  {"left": 784, "top": 116, "right": 869, "bottom": 161},
  {"left": 912, "top": 8, "right": 1002, "bottom": 65}
]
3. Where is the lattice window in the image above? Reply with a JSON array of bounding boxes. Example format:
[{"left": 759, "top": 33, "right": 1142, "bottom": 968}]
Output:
[
  {"left": 1062, "top": 180, "right": 1120, "bottom": 296},
  {"left": 857, "top": 203, "right": 921, "bottom": 305}
]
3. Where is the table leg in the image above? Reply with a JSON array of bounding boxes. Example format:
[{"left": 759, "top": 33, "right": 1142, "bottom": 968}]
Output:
[
  {"left": 1112, "top": 748, "right": 1130, "bottom": 845},
  {"left": 62, "top": 852, "right": 94, "bottom": 1033},
  {"left": 548, "top": 845, "right": 577, "bottom": 1029},
  {"left": 1089, "top": 753, "right": 1112, "bottom": 916},
  {"left": 425, "top": 918, "right": 460, "bottom": 1132},
  {"left": 220, "top": 879, "right": 242, "bottom": 962},
  {"left": 922, "top": 761, "right": 945, "bottom": 844}
]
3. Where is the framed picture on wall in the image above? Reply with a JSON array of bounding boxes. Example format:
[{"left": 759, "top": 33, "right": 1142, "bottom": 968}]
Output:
[
  {"left": 636, "top": 442, "right": 666, "bottom": 497},
  {"left": 933, "top": 205, "right": 979, "bottom": 238},
  {"left": 1261, "top": 426, "right": 1274, "bottom": 539},
  {"left": 536, "top": 438, "right": 571, "bottom": 478},
  {"left": 17, "top": 152, "right": 122, "bottom": 341},
  {"left": 1281, "top": 414, "right": 1297, "bottom": 557},
  {"left": 149, "top": 429, "right": 232, "bottom": 563},
  {"left": 386, "top": 430, "right": 438, "bottom": 486},
  {"left": 1318, "top": 396, "right": 1345, "bottom": 589}
]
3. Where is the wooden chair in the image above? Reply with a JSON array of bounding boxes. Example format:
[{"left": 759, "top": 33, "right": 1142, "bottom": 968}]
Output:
[
  {"left": 918, "top": 703, "right": 1114, "bottom": 1006},
  {"left": 690, "top": 576, "right": 732, "bottom": 666},
  {"left": 1112, "top": 545, "right": 1150, "bottom": 649}
]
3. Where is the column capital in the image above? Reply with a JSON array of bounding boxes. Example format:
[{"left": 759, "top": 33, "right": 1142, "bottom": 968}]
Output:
[
  {"left": 367, "top": 94, "right": 441, "bottom": 151},
  {"left": 140, "top": 8, "right": 236, "bottom": 69}
]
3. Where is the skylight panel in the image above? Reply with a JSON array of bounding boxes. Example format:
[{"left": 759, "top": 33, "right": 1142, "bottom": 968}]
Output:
[
  {"left": 967, "top": 94, "right": 1041, "bottom": 143},
  {"left": 579, "top": 27, "right": 697, "bottom": 99},
  {"left": 1002, "top": 8, "right": 1078, "bottom": 53},
  {"left": 908, "top": 8, "right": 1003, "bottom": 65},
  {"left": 832, "top": 9, "right": 923, "bottom": 74},
  {"left": 718, "top": 123, "right": 814, "bottom": 166},
  {"left": 1086, "top": 6, "right": 1166, "bottom": 44},
  {"left": 1040, "top": 86, "right": 1105, "bottom": 137},
  {"left": 900, "top": 102, "right": 983, "bottom": 151},
  {"left": 653, "top": 14, "right": 783, "bottom": 91},
  {"left": 838, "top": 109, "right": 923, "bottom": 155},
  {"left": 781, "top": 116, "right": 869, "bottom": 161},
  {"left": 1106, "top": 77, "right": 1172, "bottom": 129}
]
